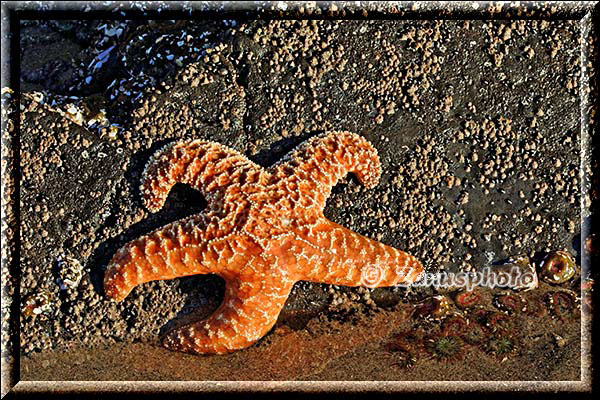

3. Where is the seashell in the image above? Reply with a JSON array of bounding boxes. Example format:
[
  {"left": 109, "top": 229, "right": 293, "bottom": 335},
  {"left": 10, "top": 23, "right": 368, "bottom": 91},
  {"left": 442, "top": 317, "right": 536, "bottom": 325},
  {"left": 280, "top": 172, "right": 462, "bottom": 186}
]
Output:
[{"left": 539, "top": 251, "right": 577, "bottom": 285}]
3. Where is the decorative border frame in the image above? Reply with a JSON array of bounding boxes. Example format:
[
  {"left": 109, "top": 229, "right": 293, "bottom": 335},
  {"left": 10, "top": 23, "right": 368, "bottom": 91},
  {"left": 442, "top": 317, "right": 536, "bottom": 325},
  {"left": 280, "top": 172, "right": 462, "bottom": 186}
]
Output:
[{"left": 1, "top": 1, "right": 597, "bottom": 397}]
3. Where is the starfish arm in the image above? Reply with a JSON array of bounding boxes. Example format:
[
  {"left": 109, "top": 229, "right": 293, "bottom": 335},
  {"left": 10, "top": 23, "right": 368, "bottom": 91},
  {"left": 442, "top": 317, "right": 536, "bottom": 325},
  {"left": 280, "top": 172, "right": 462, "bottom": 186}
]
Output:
[
  {"left": 271, "top": 131, "right": 382, "bottom": 209},
  {"left": 161, "top": 274, "right": 295, "bottom": 354},
  {"left": 141, "top": 139, "right": 261, "bottom": 213},
  {"left": 296, "top": 219, "right": 423, "bottom": 287},
  {"left": 104, "top": 214, "right": 227, "bottom": 302}
]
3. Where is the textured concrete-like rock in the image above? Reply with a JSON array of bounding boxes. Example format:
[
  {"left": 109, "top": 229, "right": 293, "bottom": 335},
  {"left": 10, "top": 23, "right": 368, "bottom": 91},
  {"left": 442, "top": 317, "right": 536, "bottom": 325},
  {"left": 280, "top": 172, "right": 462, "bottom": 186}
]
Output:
[
  {"left": 20, "top": 96, "right": 127, "bottom": 260},
  {"left": 19, "top": 95, "right": 127, "bottom": 351}
]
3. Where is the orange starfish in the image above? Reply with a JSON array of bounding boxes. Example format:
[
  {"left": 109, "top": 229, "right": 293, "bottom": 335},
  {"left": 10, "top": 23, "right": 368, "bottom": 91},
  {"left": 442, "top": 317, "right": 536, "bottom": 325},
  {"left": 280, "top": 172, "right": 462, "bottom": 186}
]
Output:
[{"left": 104, "top": 131, "right": 423, "bottom": 354}]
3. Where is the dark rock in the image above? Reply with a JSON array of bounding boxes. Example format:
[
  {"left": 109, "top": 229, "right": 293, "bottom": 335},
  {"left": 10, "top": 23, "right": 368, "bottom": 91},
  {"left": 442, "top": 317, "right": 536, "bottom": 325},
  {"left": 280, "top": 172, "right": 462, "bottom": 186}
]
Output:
[
  {"left": 370, "top": 288, "right": 403, "bottom": 308},
  {"left": 278, "top": 282, "right": 330, "bottom": 330},
  {"left": 20, "top": 22, "right": 87, "bottom": 94},
  {"left": 19, "top": 93, "right": 127, "bottom": 291}
]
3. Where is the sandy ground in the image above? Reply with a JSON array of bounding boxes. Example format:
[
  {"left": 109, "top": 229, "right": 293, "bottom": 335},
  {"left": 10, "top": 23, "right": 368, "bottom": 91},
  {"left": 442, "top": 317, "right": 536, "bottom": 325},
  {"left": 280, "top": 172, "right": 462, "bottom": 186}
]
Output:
[{"left": 21, "top": 282, "right": 582, "bottom": 381}]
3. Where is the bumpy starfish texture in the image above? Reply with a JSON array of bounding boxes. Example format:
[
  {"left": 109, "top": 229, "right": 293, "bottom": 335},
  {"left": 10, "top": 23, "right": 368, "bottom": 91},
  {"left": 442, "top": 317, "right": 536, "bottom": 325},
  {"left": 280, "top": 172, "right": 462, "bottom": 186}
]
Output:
[{"left": 104, "top": 131, "right": 423, "bottom": 354}]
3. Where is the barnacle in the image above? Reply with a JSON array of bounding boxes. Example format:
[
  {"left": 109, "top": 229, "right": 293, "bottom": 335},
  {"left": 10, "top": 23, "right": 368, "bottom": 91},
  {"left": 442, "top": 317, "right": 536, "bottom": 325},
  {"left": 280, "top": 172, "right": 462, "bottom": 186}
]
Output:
[{"left": 56, "top": 255, "right": 84, "bottom": 291}]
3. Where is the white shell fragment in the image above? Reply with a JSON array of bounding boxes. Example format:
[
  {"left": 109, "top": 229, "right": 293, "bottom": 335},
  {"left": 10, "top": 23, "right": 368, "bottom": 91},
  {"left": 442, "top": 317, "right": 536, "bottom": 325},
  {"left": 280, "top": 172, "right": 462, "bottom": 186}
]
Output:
[{"left": 56, "top": 255, "right": 84, "bottom": 291}]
